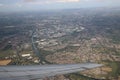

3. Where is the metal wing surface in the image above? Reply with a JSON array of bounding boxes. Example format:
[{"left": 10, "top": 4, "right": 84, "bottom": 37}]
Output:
[{"left": 0, "top": 63, "right": 102, "bottom": 80}]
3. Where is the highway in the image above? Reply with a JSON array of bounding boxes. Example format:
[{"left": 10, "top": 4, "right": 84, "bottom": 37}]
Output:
[{"left": 0, "top": 63, "right": 102, "bottom": 80}]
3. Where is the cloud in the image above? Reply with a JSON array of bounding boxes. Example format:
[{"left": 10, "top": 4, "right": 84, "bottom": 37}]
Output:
[
  {"left": 23, "top": 0, "right": 80, "bottom": 4},
  {"left": 0, "top": 4, "right": 4, "bottom": 7},
  {"left": 56, "top": 0, "right": 80, "bottom": 3},
  {"left": 24, "top": 0, "right": 35, "bottom": 2},
  {"left": 15, "top": 3, "right": 23, "bottom": 7}
]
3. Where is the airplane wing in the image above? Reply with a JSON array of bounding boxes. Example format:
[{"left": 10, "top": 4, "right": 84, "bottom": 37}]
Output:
[{"left": 0, "top": 63, "right": 102, "bottom": 80}]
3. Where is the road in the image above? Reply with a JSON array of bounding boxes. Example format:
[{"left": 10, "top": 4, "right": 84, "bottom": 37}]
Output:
[{"left": 0, "top": 63, "right": 102, "bottom": 80}]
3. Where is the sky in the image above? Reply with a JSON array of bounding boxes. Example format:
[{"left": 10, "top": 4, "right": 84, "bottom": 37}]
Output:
[{"left": 0, "top": 0, "right": 120, "bottom": 12}]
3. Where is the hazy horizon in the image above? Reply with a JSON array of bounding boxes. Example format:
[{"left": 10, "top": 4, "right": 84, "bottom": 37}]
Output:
[{"left": 0, "top": 0, "right": 120, "bottom": 12}]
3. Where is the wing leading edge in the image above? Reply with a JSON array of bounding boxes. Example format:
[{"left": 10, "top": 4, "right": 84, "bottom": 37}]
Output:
[{"left": 0, "top": 63, "right": 102, "bottom": 80}]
